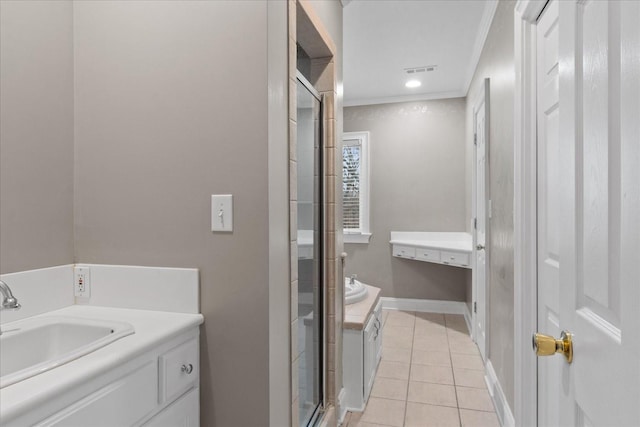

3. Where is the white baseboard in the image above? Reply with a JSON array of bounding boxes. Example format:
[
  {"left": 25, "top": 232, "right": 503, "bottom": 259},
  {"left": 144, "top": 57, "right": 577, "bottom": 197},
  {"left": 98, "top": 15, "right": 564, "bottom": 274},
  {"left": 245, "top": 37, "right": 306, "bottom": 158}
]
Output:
[
  {"left": 485, "top": 360, "right": 515, "bottom": 427},
  {"left": 380, "top": 297, "right": 465, "bottom": 313},
  {"left": 337, "top": 388, "right": 347, "bottom": 425},
  {"left": 462, "top": 302, "right": 473, "bottom": 335},
  {"left": 381, "top": 297, "right": 473, "bottom": 341},
  {"left": 380, "top": 297, "right": 469, "bottom": 316}
]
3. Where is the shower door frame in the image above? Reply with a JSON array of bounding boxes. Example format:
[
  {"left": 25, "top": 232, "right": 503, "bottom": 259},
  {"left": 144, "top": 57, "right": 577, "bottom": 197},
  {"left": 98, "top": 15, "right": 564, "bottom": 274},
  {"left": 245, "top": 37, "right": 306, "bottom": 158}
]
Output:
[{"left": 296, "top": 71, "right": 325, "bottom": 427}]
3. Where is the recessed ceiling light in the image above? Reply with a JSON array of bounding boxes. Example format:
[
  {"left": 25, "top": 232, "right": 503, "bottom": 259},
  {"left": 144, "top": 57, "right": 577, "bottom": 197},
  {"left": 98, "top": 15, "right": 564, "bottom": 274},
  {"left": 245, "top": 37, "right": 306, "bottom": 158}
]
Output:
[{"left": 405, "top": 80, "right": 421, "bottom": 88}]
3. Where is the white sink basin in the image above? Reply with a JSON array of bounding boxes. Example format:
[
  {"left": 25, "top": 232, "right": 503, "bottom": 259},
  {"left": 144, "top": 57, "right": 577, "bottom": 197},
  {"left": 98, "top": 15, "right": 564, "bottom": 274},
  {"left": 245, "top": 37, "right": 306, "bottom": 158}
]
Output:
[
  {"left": 345, "top": 278, "right": 368, "bottom": 305},
  {"left": 0, "top": 316, "right": 134, "bottom": 388}
]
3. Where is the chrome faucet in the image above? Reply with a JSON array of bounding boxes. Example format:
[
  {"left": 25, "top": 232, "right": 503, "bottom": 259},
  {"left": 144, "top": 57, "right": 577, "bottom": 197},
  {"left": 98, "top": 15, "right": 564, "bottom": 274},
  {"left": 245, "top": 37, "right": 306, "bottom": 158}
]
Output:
[
  {"left": 0, "top": 280, "right": 20, "bottom": 336},
  {"left": 0, "top": 280, "right": 20, "bottom": 311},
  {"left": 350, "top": 274, "right": 357, "bottom": 285}
]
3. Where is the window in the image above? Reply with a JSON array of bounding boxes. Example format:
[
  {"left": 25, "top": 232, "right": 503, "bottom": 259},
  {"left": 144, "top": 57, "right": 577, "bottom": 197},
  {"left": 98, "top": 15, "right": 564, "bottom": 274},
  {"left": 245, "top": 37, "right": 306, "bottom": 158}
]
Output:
[{"left": 342, "top": 131, "right": 371, "bottom": 244}]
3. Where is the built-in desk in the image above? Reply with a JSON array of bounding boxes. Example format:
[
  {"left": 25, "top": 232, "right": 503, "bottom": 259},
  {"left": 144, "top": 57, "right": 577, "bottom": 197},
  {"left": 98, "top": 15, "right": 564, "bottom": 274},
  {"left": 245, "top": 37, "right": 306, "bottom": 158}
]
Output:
[{"left": 390, "top": 231, "right": 473, "bottom": 269}]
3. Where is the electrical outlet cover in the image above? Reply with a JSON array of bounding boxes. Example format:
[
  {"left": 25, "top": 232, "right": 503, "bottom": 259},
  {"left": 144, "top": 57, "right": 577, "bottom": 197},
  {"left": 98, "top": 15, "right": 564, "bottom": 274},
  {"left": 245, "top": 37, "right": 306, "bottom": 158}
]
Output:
[{"left": 74, "top": 266, "right": 91, "bottom": 298}]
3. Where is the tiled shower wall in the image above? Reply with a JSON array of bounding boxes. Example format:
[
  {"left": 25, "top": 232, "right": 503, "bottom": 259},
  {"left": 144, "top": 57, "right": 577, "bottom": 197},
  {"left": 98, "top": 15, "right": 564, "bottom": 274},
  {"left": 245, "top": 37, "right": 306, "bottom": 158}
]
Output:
[{"left": 289, "top": 1, "right": 342, "bottom": 425}]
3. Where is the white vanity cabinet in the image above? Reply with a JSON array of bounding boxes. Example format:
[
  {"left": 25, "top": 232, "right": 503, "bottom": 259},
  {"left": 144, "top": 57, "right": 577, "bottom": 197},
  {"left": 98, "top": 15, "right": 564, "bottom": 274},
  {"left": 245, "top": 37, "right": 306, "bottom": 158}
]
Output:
[
  {"left": 362, "top": 300, "right": 383, "bottom": 402},
  {"left": 0, "top": 265, "right": 203, "bottom": 427},
  {"left": 40, "top": 361, "right": 160, "bottom": 427},
  {"left": 343, "top": 297, "right": 383, "bottom": 412},
  {"left": 3, "top": 323, "right": 201, "bottom": 427},
  {"left": 143, "top": 388, "right": 199, "bottom": 427},
  {"left": 35, "top": 332, "right": 199, "bottom": 427}
]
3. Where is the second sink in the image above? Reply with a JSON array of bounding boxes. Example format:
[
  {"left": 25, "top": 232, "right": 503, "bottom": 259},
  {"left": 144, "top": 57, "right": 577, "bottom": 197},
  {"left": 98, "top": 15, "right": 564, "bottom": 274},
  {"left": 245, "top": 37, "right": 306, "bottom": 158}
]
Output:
[{"left": 345, "top": 278, "right": 369, "bottom": 305}]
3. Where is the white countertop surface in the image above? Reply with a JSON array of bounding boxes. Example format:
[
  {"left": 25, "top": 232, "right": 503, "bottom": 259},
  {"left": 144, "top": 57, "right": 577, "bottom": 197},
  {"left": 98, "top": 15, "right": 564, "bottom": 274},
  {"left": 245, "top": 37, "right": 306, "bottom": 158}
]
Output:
[
  {"left": 390, "top": 231, "right": 473, "bottom": 253},
  {"left": 0, "top": 305, "right": 203, "bottom": 423}
]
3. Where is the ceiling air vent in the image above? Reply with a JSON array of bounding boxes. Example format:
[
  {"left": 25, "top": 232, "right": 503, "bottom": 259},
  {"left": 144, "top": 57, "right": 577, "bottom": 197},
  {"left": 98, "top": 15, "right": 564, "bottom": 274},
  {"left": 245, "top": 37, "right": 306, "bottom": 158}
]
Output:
[{"left": 404, "top": 65, "right": 438, "bottom": 74}]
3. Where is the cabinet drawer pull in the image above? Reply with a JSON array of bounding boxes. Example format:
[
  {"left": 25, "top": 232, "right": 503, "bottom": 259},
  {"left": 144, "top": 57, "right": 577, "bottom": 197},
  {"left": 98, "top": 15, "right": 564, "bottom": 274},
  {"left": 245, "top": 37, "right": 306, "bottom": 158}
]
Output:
[{"left": 181, "top": 364, "right": 194, "bottom": 374}]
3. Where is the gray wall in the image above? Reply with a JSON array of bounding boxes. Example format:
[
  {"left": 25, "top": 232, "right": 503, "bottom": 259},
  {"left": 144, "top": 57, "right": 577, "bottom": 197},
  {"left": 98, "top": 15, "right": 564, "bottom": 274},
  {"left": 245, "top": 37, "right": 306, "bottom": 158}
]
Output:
[
  {"left": 72, "top": 2, "right": 271, "bottom": 425},
  {"left": 0, "top": 1, "right": 75, "bottom": 274},
  {"left": 344, "top": 98, "right": 468, "bottom": 301},
  {"left": 0, "top": 1, "right": 341, "bottom": 425},
  {"left": 465, "top": 0, "right": 516, "bottom": 409}
]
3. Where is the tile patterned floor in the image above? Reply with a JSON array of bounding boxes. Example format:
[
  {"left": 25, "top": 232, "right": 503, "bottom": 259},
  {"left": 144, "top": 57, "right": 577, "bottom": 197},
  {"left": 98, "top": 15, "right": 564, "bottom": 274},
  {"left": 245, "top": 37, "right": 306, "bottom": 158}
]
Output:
[{"left": 343, "top": 310, "right": 500, "bottom": 427}]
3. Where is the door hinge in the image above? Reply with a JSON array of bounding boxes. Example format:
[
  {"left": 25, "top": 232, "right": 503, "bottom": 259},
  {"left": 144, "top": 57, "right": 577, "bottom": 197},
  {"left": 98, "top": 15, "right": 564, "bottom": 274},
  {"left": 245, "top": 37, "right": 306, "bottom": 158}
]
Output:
[
  {"left": 474, "top": 133, "right": 477, "bottom": 145},
  {"left": 474, "top": 302, "right": 477, "bottom": 314},
  {"left": 473, "top": 217, "right": 477, "bottom": 230}
]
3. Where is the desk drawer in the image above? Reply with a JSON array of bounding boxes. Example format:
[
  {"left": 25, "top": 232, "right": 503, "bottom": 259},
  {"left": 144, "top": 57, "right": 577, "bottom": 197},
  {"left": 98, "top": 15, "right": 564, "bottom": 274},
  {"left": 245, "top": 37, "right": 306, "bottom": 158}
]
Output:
[
  {"left": 416, "top": 248, "right": 440, "bottom": 262},
  {"left": 440, "top": 251, "right": 470, "bottom": 267},
  {"left": 392, "top": 245, "right": 416, "bottom": 259}
]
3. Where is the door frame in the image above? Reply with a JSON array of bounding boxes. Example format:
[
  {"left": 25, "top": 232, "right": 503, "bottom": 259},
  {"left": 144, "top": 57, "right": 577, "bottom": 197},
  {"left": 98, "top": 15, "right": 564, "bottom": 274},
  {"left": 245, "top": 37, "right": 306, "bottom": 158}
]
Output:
[
  {"left": 513, "top": 1, "right": 549, "bottom": 426},
  {"left": 470, "top": 78, "right": 490, "bottom": 361}
]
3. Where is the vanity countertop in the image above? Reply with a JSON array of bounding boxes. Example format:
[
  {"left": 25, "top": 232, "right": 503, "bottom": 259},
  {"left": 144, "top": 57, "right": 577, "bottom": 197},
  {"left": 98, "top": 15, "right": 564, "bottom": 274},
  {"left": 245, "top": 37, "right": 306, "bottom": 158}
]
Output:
[
  {"left": 344, "top": 284, "right": 381, "bottom": 331},
  {"left": 0, "top": 305, "right": 203, "bottom": 423},
  {"left": 390, "top": 231, "right": 473, "bottom": 253}
]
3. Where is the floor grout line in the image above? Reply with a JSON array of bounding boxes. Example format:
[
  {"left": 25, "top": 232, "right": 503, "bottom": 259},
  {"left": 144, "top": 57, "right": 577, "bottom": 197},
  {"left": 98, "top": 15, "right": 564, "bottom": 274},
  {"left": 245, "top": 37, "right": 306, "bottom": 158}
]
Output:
[
  {"left": 444, "top": 315, "right": 463, "bottom": 427},
  {"left": 401, "top": 311, "right": 415, "bottom": 427},
  {"left": 359, "top": 312, "right": 488, "bottom": 427}
]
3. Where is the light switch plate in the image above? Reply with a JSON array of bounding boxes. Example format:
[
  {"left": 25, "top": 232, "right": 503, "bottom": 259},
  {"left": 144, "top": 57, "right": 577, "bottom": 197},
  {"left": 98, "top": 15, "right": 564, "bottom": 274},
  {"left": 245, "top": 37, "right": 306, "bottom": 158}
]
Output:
[{"left": 211, "top": 194, "right": 233, "bottom": 232}]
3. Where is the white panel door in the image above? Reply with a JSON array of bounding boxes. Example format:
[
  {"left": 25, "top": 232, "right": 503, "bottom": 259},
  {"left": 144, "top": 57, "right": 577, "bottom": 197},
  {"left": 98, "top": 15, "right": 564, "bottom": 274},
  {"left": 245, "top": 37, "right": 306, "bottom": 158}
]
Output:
[
  {"left": 474, "top": 84, "right": 488, "bottom": 362},
  {"left": 537, "top": 0, "right": 640, "bottom": 425},
  {"left": 536, "top": 1, "right": 562, "bottom": 425}
]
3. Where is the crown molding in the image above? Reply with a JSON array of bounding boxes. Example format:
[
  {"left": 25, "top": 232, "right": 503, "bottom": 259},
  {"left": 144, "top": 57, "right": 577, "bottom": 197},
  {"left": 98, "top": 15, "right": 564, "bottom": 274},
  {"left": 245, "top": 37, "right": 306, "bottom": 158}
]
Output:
[
  {"left": 515, "top": 0, "right": 547, "bottom": 23},
  {"left": 344, "top": 90, "right": 465, "bottom": 108},
  {"left": 463, "top": 0, "right": 499, "bottom": 95}
]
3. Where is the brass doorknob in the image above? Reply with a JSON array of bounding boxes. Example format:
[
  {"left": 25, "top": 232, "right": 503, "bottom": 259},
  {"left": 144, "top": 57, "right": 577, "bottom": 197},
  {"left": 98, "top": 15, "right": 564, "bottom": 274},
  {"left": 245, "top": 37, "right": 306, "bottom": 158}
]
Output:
[{"left": 532, "top": 331, "right": 573, "bottom": 363}]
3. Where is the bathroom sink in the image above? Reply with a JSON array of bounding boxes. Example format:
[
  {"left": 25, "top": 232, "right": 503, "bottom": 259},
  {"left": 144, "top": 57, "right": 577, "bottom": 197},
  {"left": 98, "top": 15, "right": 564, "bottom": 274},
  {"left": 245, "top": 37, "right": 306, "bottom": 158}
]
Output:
[
  {"left": 345, "top": 278, "right": 368, "bottom": 305},
  {"left": 0, "top": 316, "right": 134, "bottom": 388}
]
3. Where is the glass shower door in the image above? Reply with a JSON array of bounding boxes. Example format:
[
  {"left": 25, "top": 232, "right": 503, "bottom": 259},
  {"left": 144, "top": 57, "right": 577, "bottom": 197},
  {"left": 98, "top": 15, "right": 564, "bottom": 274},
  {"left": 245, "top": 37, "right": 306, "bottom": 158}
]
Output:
[{"left": 296, "top": 74, "right": 323, "bottom": 427}]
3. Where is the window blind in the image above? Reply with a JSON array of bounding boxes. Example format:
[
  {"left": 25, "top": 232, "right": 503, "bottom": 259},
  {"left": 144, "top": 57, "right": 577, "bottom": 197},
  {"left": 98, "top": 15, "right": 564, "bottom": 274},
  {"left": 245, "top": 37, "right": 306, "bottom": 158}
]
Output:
[{"left": 343, "top": 143, "right": 361, "bottom": 230}]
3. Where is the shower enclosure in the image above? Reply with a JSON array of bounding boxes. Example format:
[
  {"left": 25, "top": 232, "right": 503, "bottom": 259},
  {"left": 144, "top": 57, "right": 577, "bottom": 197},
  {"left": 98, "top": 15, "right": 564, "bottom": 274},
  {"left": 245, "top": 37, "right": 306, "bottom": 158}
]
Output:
[{"left": 296, "top": 73, "right": 323, "bottom": 427}]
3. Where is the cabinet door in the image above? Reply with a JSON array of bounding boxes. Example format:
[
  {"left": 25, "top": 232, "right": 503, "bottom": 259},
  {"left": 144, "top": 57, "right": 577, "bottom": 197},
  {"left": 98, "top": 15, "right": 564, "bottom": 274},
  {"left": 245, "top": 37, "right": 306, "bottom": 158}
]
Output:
[
  {"left": 38, "top": 362, "right": 157, "bottom": 427},
  {"left": 362, "top": 316, "right": 377, "bottom": 402},
  {"left": 159, "top": 338, "right": 199, "bottom": 403},
  {"left": 144, "top": 388, "right": 199, "bottom": 427},
  {"left": 374, "top": 301, "right": 383, "bottom": 364}
]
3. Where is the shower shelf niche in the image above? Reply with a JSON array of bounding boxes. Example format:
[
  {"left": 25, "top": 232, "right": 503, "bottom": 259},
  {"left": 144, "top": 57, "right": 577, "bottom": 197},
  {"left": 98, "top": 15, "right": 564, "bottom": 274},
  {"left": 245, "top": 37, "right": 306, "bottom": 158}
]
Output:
[{"left": 390, "top": 231, "right": 473, "bottom": 269}]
